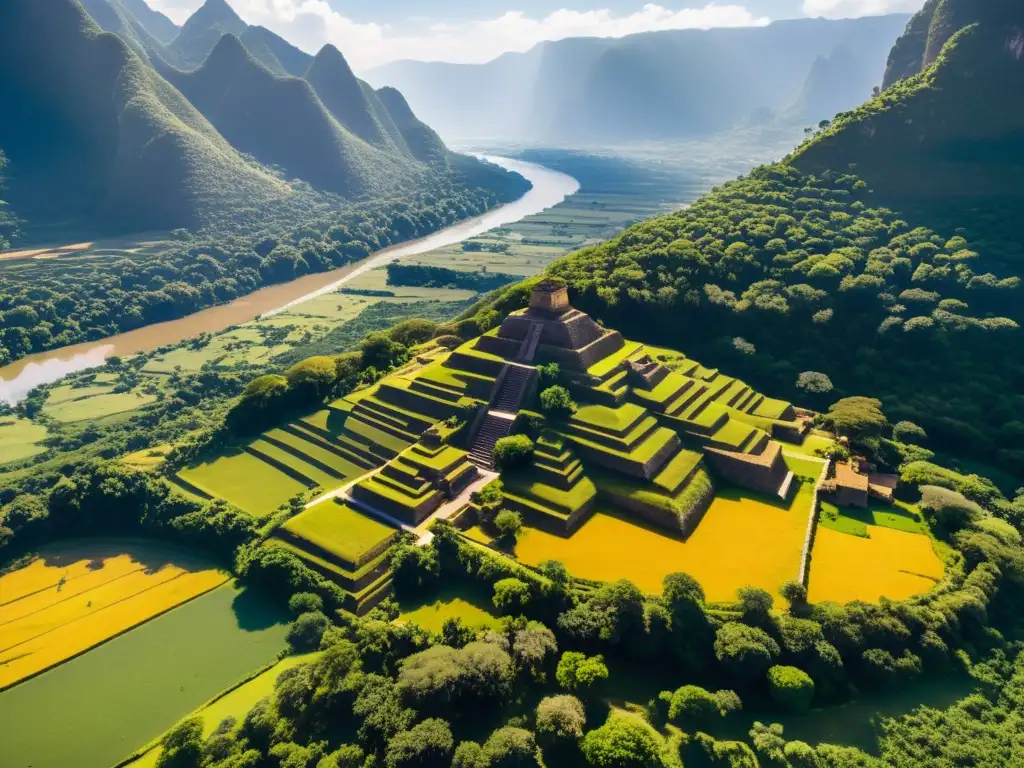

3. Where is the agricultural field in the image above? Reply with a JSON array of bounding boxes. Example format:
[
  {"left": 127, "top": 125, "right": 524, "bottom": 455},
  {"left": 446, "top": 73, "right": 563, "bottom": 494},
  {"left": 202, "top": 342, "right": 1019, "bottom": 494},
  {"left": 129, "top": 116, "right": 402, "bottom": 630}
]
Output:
[
  {"left": 127, "top": 651, "right": 320, "bottom": 768},
  {"left": 783, "top": 452, "right": 827, "bottom": 481},
  {"left": 808, "top": 525, "right": 944, "bottom": 604},
  {"left": 511, "top": 483, "right": 814, "bottom": 600},
  {"left": 281, "top": 498, "right": 397, "bottom": 565},
  {"left": 818, "top": 499, "right": 928, "bottom": 538},
  {"left": 0, "top": 539, "right": 227, "bottom": 689},
  {"left": 0, "top": 581, "right": 289, "bottom": 768},
  {"left": 397, "top": 583, "right": 500, "bottom": 633},
  {"left": 0, "top": 416, "right": 49, "bottom": 464}
]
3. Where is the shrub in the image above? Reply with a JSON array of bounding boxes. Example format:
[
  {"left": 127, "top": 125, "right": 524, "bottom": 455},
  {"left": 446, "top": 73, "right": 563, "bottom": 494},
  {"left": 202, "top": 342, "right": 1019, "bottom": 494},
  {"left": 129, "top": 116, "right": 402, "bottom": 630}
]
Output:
[
  {"left": 539, "top": 386, "right": 576, "bottom": 421},
  {"left": 974, "top": 517, "right": 1022, "bottom": 546},
  {"left": 736, "top": 586, "right": 774, "bottom": 622},
  {"left": 825, "top": 396, "right": 888, "bottom": 440},
  {"left": 779, "top": 580, "right": 808, "bottom": 608},
  {"left": 919, "top": 485, "right": 984, "bottom": 531},
  {"left": 767, "top": 666, "right": 815, "bottom": 712},
  {"left": 893, "top": 421, "right": 928, "bottom": 444},
  {"left": 860, "top": 649, "right": 922, "bottom": 690},
  {"left": 580, "top": 717, "right": 663, "bottom": 768},
  {"left": 493, "top": 577, "right": 531, "bottom": 614},
  {"left": 537, "top": 362, "right": 561, "bottom": 388},
  {"left": 156, "top": 717, "right": 204, "bottom": 768},
  {"left": 482, "top": 727, "right": 540, "bottom": 767},
  {"left": 285, "top": 356, "right": 336, "bottom": 402},
  {"left": 494, "top": 509, "right": 524, "bottom": 541},
  {"left": 434, "top": 334, "right": 461, "bottom": 350},
  {"left": 384, "top": 718, "right": 454, "bottom": 768},
  {"left": 493, "top": 435, "right": 534, "bottom": 470},
  {"left": 452, "top": 742, "right": 487, "bottom": 768},
  {"left": 714, "top": 623, "right": 781, "bottom": 683},
  {"left": 286, "top": 610, "right": 331, "bottom": 652},
  {"left": 361, "top": 332, "right": 409, "bottom": 371},
  {"left": 536, "top": 695, "right": 586, "bottom": 743},
  {"left": 389, "top": 318, "right": 438, "bottom": 347},
  {"left": 556, "top": 651, "right": 608, "bottom": 694},
  {"left": 287, "top": 592, "right": 324, "bottom": 616},
  {"left": 667, "top": 685, "right": 721, "bottom": 728}
]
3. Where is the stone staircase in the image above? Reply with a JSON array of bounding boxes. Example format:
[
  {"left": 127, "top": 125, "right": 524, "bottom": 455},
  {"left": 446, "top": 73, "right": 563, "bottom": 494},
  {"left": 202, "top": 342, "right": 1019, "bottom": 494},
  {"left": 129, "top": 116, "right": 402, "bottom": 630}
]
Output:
[
  {"left": 469, "top": 412, "right": 515, "bottom": 468},
  {"left": 492, "top": 364, "right": 534, "bottom": 413},
  {"left": 517, "top": 321, "right": 544, "bottom": 362}
]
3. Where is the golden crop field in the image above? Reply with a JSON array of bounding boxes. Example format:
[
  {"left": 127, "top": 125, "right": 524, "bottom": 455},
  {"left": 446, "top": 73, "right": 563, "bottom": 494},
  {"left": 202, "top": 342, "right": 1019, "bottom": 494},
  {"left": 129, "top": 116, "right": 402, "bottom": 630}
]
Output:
[
  {"left": 0, "top": 539, "right": 227, "bottom": 689},
  {"left": 514, "top": 484, "right": 814, "bottom": 600},
  {"left": 807, "top": 526, "right": 944, "bottom": 604}
]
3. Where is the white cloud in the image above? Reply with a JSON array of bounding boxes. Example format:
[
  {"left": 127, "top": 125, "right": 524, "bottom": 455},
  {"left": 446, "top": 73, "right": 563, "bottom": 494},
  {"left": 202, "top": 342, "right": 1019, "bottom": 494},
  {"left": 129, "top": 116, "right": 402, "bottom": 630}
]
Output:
[
  {"left": 801, "top": 0, "right": 923, "bottom": 18},
  {"left": 148, "top": 1, "right": 770, "bottom": 70}
]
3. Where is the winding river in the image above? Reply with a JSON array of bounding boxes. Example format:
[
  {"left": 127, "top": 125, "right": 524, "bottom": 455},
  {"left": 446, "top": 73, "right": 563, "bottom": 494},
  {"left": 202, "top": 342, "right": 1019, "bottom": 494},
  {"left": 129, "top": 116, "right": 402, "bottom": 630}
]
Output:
[{"left": 0, "top": 156, "right": 579, "bottom": 404}]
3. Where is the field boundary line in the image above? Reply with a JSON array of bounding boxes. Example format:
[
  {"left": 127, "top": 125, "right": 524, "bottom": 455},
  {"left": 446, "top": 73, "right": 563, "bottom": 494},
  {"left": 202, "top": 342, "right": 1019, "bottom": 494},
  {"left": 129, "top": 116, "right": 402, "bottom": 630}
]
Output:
[
  {"left": 0, "top": 576, "right": 229, "bottom": 694},
  {"left": 0, "top": 565, "right": 148, "bottom": 620},
  {"left": 797, "top": 459, "right": 832, "bottom": 587}
]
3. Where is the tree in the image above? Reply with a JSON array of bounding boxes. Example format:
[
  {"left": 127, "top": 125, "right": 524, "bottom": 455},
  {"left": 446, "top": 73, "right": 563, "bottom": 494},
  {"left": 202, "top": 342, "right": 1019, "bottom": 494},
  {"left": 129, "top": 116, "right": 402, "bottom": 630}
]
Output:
[
  {"left": 556, "top": 651, "right": 608, "bottom": 694},
  {"left": 493, "top": 577, "right": 531, "bottom": 614},
  {"left": 825, "top": 397, "right": 888, "bottom": 440},
  {"left": 494, "top": 509, "right": 523, "bottom": 541},
  {"left": 580, "top": 716, "right": 663, "bottom": 768},
  {"left": 919, "top": 485, "right": 983, "bottom": 532},
  {"left": 390, "top": 318, "right": 438, "bottom": 347},
  {"left": 227, "top": 374, "right": 290, "bottom": 432},
  {"left": 320, "top": 745, "right": 365, "bottom": 768},
  {"left": 537, "top": 362, "right": 561, "bottom": 388},
  {"left": 285, "top": 356, "right": 336, "bottom": 402},
  {"left": 539, "top": 386, "right": 577, "bottom": 421},
  {"left": 156, "top": 717, "right": 204, "bottom": 768},
  {"left": 667, "top": 685, "right": 722, "bottom": 729},
  {"left": 536, "top": 695, "right": 586, "bottom": 743},
  {"left": 286, "top": 611, "right": 331, "bottom": 652},
  {"left": 397, "top": 642, "right": 514, "bottom": 713},
  {"left": 493, "top": 435, "right": 534, "bottom": 470},
  {"left": 736, "top": 586, "right": 774, "bottom": 623},
  {"left": 453, "top": 741, "right": 488, "bottom": 768},
  {"left": 767, "top": 665, "right": 815, "bottom": 711},
  {"left": 288, "top": 592, "right": 324, "bottom": 616},
  {"left": 361, "top": 332, "right": 409, "bottom": 371},
  {"left": 796, "top": 371, "right": 833, "bottom": 394},
  {"left": 893, "top": 421, "right": 927, "bottom": 444},
  {"left": 384, "top": 718, "right": 454, "bottom": 768},
  {"left": 482, "top": 727, "right": 541, "bottom": 767},
  {"left": 779, "top": 580, "right": 808, "bottom": 610},
  {"left": 714, "top": 623, "right": 781, "bottom": 683},
  {"left": 441, "top": 617, "right": 476, "bottom": 648}
]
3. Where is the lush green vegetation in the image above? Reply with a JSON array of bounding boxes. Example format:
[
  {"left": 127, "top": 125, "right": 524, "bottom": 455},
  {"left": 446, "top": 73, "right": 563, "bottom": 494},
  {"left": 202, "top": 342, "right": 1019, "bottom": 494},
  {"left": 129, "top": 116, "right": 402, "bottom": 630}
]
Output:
[{"left": 386, "top": 263, "right": 520, "bottom": 292}]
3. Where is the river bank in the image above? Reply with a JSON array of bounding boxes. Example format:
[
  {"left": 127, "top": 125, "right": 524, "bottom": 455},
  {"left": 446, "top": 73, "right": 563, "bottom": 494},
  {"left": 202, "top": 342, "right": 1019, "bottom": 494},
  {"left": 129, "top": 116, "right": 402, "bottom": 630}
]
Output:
[{"left": 0, "top": 156, "right": 579, "bottom": 404}]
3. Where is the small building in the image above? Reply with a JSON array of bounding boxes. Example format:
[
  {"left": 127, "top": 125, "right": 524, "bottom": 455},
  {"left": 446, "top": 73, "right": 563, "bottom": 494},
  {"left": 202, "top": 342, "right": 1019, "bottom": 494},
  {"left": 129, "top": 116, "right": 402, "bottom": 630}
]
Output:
[{"left": 823, "top": 458, "right": 899, "bottom": 508}]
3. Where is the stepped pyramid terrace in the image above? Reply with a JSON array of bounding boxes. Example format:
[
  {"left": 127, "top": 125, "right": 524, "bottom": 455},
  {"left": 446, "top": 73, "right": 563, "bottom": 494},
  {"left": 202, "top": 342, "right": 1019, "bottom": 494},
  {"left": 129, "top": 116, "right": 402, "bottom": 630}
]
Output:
[{"left": 250, "top": 280, "right": 818, "bottom": 612}]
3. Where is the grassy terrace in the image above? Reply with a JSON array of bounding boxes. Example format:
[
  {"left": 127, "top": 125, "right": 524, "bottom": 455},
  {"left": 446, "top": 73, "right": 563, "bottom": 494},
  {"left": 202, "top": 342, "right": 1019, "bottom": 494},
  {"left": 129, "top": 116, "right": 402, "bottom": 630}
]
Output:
[
  {"left": 586, "top": 340, "right": 644, "bottom": 378},
  {"left": 503, "top": 470, "right": 597, "bottom": 515},
  {"left": 177, "top": 451, "right": 307, "bottom": 518},
  {"left": 573, "top": 402, "right": 648, "bottom": 432},
  {"left": 281, "top": 499, "right": 398, "bottom": 565},
  {"left": 652, "top": 448, "right": 703, "bottom": 493}
]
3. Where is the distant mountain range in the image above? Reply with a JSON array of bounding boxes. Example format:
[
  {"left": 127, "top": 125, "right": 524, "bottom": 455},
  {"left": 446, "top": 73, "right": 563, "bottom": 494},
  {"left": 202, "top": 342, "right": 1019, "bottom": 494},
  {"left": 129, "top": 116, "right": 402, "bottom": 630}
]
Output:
[
  {"left": 0, "top": 0, "right": 523, "bottom": 235},
  {"left": 365, "top": 15, "right": 911, "bottom": 143}
]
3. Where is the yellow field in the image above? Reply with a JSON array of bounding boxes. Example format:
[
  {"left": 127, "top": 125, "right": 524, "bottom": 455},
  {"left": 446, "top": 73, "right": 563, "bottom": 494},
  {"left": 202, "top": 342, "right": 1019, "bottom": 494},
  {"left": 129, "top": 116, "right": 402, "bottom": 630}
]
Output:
[
  {"left": 0, "top": 539, "right": 227, "bottom": 689},
  {"left": 514, "top": 485, "right": 814, "bottom": 600},
  {"left": 808, "top": 526, "right": 944, "bottom": 604}
]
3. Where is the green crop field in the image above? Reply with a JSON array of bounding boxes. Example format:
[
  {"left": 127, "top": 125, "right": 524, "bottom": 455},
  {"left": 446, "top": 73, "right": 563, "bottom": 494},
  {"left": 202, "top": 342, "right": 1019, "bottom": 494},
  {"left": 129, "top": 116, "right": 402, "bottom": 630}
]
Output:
[
  {"left": 282, "top": 499, "right": 397, "bottom": 563},
  {"left": 0, "top": 417, "right": 49, "bottom": 465},
  {"left": 784, "top": 452, "right": 827, "bottom": 481},
  {"left": 819, "top": 499, "right": 928, "bottom": 538},
  {"left": 44, "top": 390, "right": 157, "bottom": 423},
  {"left": 0, "top": 582, "right": 289, "bottom": 768},
  {"left": 177, "top": 450, "right": 309, "bottom": 517}
]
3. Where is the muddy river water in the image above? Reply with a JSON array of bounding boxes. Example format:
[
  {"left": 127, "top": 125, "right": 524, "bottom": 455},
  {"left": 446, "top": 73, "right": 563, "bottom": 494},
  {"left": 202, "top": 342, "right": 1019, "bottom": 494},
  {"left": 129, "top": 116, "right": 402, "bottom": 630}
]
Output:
[{"left": 0, "top": 156, "right": 579, "bottom": 404}]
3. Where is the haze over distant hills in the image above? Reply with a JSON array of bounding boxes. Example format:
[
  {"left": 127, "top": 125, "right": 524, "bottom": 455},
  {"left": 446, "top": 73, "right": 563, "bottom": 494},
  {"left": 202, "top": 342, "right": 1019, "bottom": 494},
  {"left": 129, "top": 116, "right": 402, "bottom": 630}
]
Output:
[{"left": 366, "top": 14, "right": 910, "bottom": 143}]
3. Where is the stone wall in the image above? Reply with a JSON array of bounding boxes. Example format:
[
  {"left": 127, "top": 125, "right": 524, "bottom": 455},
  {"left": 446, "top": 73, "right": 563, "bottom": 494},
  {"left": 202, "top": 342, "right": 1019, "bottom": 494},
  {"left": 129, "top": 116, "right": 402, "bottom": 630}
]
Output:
[{"left": 704, "top": 442, "right": 789, "bottom": 496}]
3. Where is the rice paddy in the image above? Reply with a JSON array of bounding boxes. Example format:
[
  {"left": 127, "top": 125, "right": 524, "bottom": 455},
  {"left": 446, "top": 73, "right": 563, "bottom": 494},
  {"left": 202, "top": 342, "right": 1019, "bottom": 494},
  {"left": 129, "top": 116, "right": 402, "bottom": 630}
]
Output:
[
  {"left": 512, "top": 484, "right": 814, "bottom": 600},
  {"left": 0, "top": 581, "right": 289, "bottom": 768},
  {"left": 807, "top": 526, "right": 944, "bottom": 604},
  {"left": 0, "top": 539, "right": 228, "bottom": 689}
]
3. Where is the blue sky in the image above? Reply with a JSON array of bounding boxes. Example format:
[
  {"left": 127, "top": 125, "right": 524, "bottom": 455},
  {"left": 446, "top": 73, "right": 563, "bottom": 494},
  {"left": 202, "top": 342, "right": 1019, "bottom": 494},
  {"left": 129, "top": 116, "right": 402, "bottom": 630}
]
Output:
[{"left": 149, "top": 0, "right": 922, "bottom": 70}]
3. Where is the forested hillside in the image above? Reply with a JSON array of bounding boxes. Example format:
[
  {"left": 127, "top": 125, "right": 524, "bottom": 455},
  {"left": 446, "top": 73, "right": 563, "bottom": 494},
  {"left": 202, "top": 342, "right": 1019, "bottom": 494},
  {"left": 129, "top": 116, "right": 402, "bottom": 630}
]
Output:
[
  {"left": 367, "top": 15, "right": 909, "bottom": 142},
  {"left": 463, "top": 3, "right": 1024, "bottom": 474},
  {"left": 0, "top": 0, "right": 292, "bottom": 233}
]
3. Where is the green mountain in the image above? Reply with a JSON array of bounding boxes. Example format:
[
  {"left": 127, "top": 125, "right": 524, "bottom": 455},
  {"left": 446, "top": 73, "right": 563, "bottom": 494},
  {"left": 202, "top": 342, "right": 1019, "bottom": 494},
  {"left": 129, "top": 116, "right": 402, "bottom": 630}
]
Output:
[
  {"left": 0, "top": 0, "right": 289, "bottom": 232},
  {"left": 118, "top": 0, "right": 178, "bottom": 45},
  {"left": 241, "top": 24, "right": 312, "bottom": 77},
  {"left": 375, "top": 87, "right": 448, "bottom": 164},
  {"left": 160, "top": 34, "right": 417, "bottom": 197},
  {"left": 305, "top": 45, "right": 401, "bottom": 150},
  {"left": 168, "top": 0, "right": 246, "bottom": 68},
  {"left": 793, "top": 0, "right": 1024, "bottom": 270}
]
